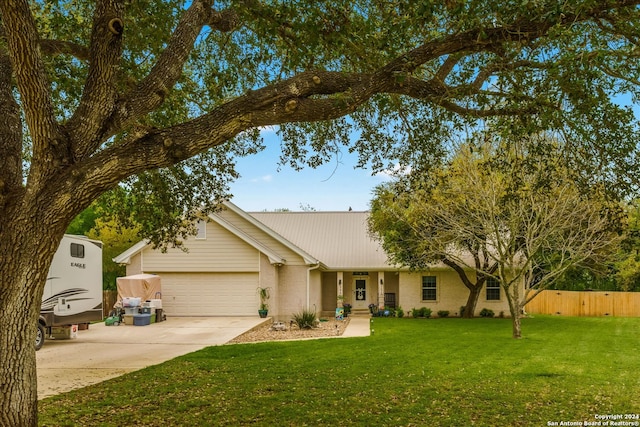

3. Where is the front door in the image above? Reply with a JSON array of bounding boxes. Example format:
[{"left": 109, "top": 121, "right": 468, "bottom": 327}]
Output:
[{"left": 353, "top": 278, "right": 368, "bottom": 309}]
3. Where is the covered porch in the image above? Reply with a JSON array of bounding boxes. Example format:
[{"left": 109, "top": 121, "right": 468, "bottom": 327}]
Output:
[{"left": 320, "top": 271, "right": 399, "bottom": 317}]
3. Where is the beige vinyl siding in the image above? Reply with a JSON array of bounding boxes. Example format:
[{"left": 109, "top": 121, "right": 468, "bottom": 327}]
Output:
[
  {"left": 218, "top": 208, "right": 308, "bottom": 266},
  {"left": 126, "top": 253, "right": 143, "bottom": 276},
  {"left": 159, "top": 272, "right": 259, "bottom": 316},
  {"left": 142, "top": 221, "right": 260, "bottom": 272}
]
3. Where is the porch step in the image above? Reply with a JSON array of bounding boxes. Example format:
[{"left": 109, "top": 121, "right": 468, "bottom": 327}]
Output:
[
  {"left": 320, "top": 309, "right": 372, "bottom": 318},
  {"left": 348, "top": 309, "right": 371, "bottom": 318}
]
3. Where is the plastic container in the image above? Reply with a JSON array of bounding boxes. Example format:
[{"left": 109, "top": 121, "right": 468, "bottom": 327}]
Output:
[
  {"left": 122, "top": 297, "right": 141, "bottom": 307},
  {"left": 51, "top": 325, "right": 78, "bottom": 339},
  {"left": 133, "top": 314, "right": 151, "bottom": 326}
]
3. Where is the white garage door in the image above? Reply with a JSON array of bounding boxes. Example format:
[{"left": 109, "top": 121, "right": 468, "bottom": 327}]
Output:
[{"left": 160, "top": 273, "right": 259, "bottom": 316}]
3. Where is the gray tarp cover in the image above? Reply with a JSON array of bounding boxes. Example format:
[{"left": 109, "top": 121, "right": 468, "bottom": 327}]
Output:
[{"left": 115, "top": 274, "right": 162, "bottom": 307}]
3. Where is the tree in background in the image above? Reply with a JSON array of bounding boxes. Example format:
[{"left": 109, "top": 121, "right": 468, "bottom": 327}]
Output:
[
  {"left": 369, "top": 177, "right": 498, "bottom": 319},
  {"left": 67, "top": 194, "right": 139, "bottom": 290},
  {"left": 370, "top": 136, "right": 622, "bottom": 338},
  {"left": 2, "top": 1, "right": 640, "bottom": 423},
  {"left": 86, "top": 218, "right": 139, "bottom": 291},
  {"left": 614, "top": 201, "right": 640, "bottom": 291},
  {"left": 66, "top": 205, "right": 100, "bottom": 236},
  {"left": 537, "top": 200, "right": 640, "bottom": 292}
]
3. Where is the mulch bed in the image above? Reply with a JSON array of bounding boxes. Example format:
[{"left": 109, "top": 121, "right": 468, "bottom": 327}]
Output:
[{"left": 227, "top": 318, "right": 351, "bottom": 344}]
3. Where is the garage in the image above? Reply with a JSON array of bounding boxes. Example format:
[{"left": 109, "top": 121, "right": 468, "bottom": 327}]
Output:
[{"left": 159, "top": 272, "right": 259, "bottom": 316}]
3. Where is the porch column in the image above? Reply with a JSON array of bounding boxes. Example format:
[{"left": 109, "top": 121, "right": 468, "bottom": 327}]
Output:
[
  {"left": 378, "top": 271, "right": 385, "bottom": 309},
  {"left": 337, "top": 271, "right": 344, "bottom": 307}
]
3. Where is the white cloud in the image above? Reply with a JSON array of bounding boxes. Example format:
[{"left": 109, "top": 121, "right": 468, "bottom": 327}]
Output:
[
  {"left": 258, "top": 125, "right": 277, "bottom": 134},
  {"left": 250, "top": 174, "right": 273, "bottom": 183},
  {"left": 375, "top": 164, "right": 412, "bottom": 180}
]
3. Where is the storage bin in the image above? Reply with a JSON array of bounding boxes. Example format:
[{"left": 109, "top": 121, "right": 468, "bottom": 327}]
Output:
[
  {"left": 133, "top": 314, "right": 151, "bottom": 326},
  {"left": 122, "top": 297, "right": 141, "bottom": 307},
  {"left": 51, "top": 325, "right": 77, "bottom": 339},
  {"left": 123, "top": 314, "right": 134, "bottom": 325},
  {"left": 141, "top": 306, "right": 152, "bottom": 314}
]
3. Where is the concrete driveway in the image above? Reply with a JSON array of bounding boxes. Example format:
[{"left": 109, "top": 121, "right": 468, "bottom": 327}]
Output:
[{"left": 36, "top": 317, "right": 266, "bottom": 399}]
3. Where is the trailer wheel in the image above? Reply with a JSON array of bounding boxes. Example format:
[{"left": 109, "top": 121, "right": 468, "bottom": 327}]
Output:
[{"left": 35, "top": 323, "right": 46, "bottom": 351}]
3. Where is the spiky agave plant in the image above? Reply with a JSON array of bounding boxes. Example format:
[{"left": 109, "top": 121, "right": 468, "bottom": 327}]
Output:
[{"left": 292, "top": 308, "right": 317, "bottom": 329}]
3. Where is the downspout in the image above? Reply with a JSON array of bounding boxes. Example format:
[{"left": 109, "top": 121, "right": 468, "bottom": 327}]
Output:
[{"left": 306, "top": 263, "right": 320, "bottom": 309}]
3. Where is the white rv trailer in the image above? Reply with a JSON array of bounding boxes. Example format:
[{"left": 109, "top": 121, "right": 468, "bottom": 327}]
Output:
[{"left": 36, "top": 234, "right": 103, "bottom": 350}]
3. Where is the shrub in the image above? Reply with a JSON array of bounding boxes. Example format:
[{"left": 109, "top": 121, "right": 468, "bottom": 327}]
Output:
[
  {"left": 396, "top": 307, "right": 405, "bottom": 318},
  {"left": 480, "top": 308, "right": 495, "bottom": 318},
  {"left": 411, "top": 308, "right": 420, "bottom": 318},
  {"left": 419, "top": 307, "right": 432, "bottom": 318},
  {"left": 459, "top": 306, "right": 466, "bottom": 317},
  {"left": 437, "top": 310, "right": 450, "bottom": 318},
  {"left": 292, "top": 308, "right": 318, "bottom": 329}
]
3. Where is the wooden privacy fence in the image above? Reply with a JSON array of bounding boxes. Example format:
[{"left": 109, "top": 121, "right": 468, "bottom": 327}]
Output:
[{"left": 525, "top": 290, "right": 640, "bottom": 317}]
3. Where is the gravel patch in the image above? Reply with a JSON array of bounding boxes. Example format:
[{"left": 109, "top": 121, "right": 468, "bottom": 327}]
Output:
[{"left": 227, "top": 318, "right": 351, "bottom": 344}]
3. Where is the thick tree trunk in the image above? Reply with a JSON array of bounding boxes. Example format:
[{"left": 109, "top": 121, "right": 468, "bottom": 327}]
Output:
[
  {"left": 462, "top": 285, "right": 482, "bottom": 318},
  {"left": 0, "top": 295, "right": 39, "bottom": 427},
  {"left": 442, "top": 259, "right": 485, "bottom": 319},
  {"left": 0, "top": 208, "right": 67, "bottom": 426}
]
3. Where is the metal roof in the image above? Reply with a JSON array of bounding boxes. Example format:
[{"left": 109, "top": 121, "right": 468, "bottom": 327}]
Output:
[{"left": 249, "top": 210, "right": 390, "bottom": 270}]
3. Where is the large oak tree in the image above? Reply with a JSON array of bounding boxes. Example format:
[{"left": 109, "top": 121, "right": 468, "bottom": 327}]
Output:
[
  {"left": 370, "top": 136, "right": 622, "bottom": 338},
  {"left": 2, "top": 1, "right": 640, "bottom": 424}
]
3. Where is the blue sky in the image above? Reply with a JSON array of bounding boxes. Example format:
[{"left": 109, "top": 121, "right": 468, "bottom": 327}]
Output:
[
  {"left": 228, "top": 128, "right": 390, "bottom": 212},
  {"left": 228, "top": 94, "right": 640, "bottom": 212}
]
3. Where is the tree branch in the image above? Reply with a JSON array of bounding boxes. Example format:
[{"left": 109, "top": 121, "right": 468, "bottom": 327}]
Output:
[
  {"left": 39, "top": 39, "right": 90, "bottom": 61},
  {"left": 56, "top": 0, "right": 640, "bottom": 205},
  {"left": 65, "top": 0, "right": 125, "bottom": 161},
  {"left": 0, "top": 0, "right": 63, "bottom": 179},
  {"left": 434, "top": 54, "right": 462, "bottom": 83},
  {"left": 0, "top": 50, "right": 23, "bottom": 208},
  {"left": 105, "top": 1, "right": 238, "bottom": 137},
  {"left": 443, "top": 257, "right": 477, "bottom": 291},
  {"left": 206, "top": 7, "right": 240, "bottom": 32}
]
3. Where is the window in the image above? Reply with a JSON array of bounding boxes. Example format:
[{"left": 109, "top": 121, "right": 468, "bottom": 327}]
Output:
[
  {"left": 422, "top": 276, "right": 437, "bottom": 301},
  {"left": 195, "top": 220, "right": 206, "bottom": 239},
  {"left": 70, "top": 243, "right": 85, "bottom": 258},
  {"left": 486, "top": 277, "right": 501, "bottom": 300}
]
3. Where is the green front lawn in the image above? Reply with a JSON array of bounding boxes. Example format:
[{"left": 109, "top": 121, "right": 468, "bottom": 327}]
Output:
[{"left": 39, "top": 316, "right": 640, "bottom": 426}]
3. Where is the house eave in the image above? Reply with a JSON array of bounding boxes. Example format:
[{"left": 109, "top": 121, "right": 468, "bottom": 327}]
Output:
[
  {"left": 207, "top": 212, "right": 287, "bottom": 265},
  {"left": 113, "top": 240, "right": 149, "bottom": 265},
  {"left": 223, "top": 201, "right": 320, "bottom": 265}
]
